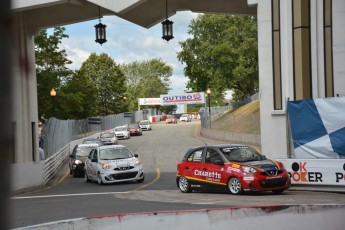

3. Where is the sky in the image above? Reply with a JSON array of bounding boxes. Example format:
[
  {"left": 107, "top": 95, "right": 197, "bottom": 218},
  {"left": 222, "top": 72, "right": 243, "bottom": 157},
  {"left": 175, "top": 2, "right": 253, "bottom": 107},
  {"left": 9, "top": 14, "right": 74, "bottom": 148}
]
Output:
[{"left": 59, "top": 11, "right": 199, "bottom": 95}]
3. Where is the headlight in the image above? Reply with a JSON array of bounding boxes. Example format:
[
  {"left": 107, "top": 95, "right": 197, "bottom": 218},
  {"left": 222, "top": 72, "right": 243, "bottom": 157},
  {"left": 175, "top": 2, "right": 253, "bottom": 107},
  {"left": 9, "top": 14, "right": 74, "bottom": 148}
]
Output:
[
  {"left": 134, "top": 159, "right": 141, "bottom": 166},
  {"left": 242, "top": 166, "right": 257, "bottom": 174},
  {"left": 75, "top": 160, "right": 82, "bottom": 164},
  {"left": 101, "top": 163, "right": 110, "bottom": 169}
]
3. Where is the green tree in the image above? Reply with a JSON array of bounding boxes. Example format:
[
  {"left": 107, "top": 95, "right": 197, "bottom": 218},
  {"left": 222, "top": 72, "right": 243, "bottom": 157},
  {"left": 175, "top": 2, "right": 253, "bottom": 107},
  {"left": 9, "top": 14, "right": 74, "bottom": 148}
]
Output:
[
  {"left": 121, "top": 59, "right": 173, "bottom": 112},
  {"left": 35, "top": 27, "right": 72, "bottom": 121},
  {"left": 66, "top": 53, "right": 127, "bottom": 117},
  {"left": 177, "top": 14, "right": 258, "bottom": 103}
]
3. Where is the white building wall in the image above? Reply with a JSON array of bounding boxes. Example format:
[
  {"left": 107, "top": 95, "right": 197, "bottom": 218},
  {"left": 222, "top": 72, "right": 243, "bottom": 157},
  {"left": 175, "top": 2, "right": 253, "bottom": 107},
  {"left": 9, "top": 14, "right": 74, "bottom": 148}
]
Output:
[
  {"left": 333, "top": 0, "right": 345, "bottom": 96},
  {"left": 258, "top": 0, "right": 345, "bottom": 159},
  {"left": 257, "top": 0, "right": 288, "bottom": 159},
  {"left": 13, "top": 12, "right": 40, "bottom": 163}
]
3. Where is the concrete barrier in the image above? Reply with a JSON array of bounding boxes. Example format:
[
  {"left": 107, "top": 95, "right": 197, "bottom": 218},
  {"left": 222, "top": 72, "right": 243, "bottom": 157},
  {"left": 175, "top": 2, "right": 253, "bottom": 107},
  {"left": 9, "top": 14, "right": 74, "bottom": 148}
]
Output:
[{"left": 15, "top": 205, "right": 345, "bottom": 230}]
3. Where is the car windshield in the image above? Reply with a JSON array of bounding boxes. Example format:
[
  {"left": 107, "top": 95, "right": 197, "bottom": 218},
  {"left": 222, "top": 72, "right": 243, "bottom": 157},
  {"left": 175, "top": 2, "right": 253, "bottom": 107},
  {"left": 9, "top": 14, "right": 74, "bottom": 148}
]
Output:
[
  {"left": 181, "top": 114, "right": 187, "bottom": 117},
  {"left": 140, "top": 121, "right": 149, "bottom": 125},
  {"left": 75, "top": 146, "right": 96, "bottom": 157},
  {"left": 115, "top": 127, "right": 126, "bottom": 131},
  {"left": 83, "top": 139, "right": 102, "bottom": 145},
  {"left": 220, "top": 146, "right": 263, "bottom": 162},
  {"left": 129, "top": 124, "right": 139, "bottom": 128},
  {"left": 100, "top": 133, "right": 114, "bottom": 138},
  {"left": 99, "top": 147, "right": 133, "bottom": 160}
]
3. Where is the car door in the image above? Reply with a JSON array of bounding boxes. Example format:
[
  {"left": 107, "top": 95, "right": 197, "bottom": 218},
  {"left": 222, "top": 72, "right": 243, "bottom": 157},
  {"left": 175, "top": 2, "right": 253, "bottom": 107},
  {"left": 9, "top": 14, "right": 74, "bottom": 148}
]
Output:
[
  {"left": 202, "top": 147, "right": 228, "bottom": 186},
  {"left": 180, "top": 148, "right": 205, "bottom": 185},
  {"left": 86, "top": 149, "right": 98, "bottom": 180}
]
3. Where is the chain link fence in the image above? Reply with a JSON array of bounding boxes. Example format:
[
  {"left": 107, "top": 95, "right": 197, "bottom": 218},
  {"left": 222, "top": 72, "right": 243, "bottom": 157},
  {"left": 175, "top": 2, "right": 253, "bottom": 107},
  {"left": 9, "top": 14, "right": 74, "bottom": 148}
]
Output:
[
  {"left": 42, "top": 109, "right": 160, "bottom": 158},
  {"left": 200, "top": 93, "right": 259, "bottom": 133}
]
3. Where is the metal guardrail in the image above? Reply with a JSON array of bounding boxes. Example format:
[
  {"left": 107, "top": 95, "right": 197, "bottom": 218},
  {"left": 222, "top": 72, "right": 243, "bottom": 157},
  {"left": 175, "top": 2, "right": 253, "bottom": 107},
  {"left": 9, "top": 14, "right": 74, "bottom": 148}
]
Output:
[{"left": 42, "top": 144, "right": 70, "bottom": 184}]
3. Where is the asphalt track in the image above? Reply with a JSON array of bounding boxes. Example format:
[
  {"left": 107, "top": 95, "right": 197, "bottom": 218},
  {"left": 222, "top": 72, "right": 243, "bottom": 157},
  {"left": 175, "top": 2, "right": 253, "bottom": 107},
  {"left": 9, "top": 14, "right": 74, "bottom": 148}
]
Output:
[{"left": 10, "top": 121, "right": 345, "bottom": 229}]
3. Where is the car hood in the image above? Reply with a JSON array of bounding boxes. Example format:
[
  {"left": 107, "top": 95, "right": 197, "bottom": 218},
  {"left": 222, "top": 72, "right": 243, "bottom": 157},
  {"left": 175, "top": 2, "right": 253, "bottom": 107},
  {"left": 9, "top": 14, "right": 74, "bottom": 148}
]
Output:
[
  {"left": 115, "top": 131, "right": 127, "bottom": 134},
  {"left": 100, "top": 158, "right": 138, "bottom": 167},
  {"left": 245, "top": 160, "right": 278, "bottom": 171},
  {"left": 101, "top": 138, "right": 114, "bottom": 141},
  {"left": 75, "top": 155, "right": 88, "bottom": 162}
]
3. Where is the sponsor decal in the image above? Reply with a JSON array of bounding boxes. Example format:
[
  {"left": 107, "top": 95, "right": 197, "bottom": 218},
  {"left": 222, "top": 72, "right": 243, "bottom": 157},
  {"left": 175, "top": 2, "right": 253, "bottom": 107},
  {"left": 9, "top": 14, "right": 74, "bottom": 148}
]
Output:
[
  {"left": 335, "top": 163, "right": 345, "bottom": 183},
  {"left": 222, "top": 146, "right": 248, "bottom": 152},
  {"left": 232, "top": 164, "right": 240, "bottom": 169},
  {"left": 289, "top": 162, "right": 323, "bottom": 183},
  {"left": 194, "top": 169, "right": 221, "bottom": 182},
  {"left": 226, "top": 167, "right": 241, "bottom": 173},
  {"left": 160, "top": 92, "right": 205, "bottom": 105},
  {"left": 139, "top": 98, "right": 161, "bottom": 105},
  {"left": 243, "top": 176, "right": 254, "bottom": 181}
]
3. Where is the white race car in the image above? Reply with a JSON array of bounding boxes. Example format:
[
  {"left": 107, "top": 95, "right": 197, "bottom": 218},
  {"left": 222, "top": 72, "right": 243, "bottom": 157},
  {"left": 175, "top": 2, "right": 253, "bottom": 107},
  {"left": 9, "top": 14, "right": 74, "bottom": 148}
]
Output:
[
  {"left": 114, "top": 125, "right": 130, "bottom": 139},
  {"left": 84, "top": 145, "right": 144, "bottom": 184}
]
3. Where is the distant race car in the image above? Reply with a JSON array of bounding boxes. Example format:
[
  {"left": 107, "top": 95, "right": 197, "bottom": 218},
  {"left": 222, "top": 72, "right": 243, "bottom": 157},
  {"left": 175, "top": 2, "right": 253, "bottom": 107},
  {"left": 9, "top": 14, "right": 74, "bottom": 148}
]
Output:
[
  {"left": 99, "top": 130, "right": 118, "bottom": 145},
  {"left": 84, "top": 145, "right": 144, "bottom": 184},
  {"left": 176, "top": 144, "right": 291, "bottom": 195},
  {"left": 114, "top": 125, "right": 130, "bottom": 139},
  {"left": 128, "top": 123, "right": 143, "bottom": 136},
  {"left": 166, "top": 115, "right": 177, "bottom": 124},
  {"left": 179, "top": 114, "right": 192, "bottom": 122},
  {"left": 139, "top": 120, "right": 152, "bottom": 131}
]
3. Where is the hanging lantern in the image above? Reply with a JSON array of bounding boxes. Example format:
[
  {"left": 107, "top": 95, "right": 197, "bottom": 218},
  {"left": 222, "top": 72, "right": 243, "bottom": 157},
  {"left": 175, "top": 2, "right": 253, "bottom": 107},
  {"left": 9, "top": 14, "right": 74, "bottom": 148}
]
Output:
[
  {"left": 161, "top": 0, "right": 174, "bottom": 42},
  {"left": 95, "top": 7, "right": 107, "bottom": 45},
  {"left": 95, "top": 22, "right": 107, "bottom": 45},
  {"left": 162, "top": 19, "right": 174, "bottom": 41}
]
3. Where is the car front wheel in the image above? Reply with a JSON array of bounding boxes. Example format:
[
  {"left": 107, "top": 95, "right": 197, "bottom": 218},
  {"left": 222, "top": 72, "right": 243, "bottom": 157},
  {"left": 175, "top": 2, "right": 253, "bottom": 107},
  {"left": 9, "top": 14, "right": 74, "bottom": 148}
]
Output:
[
  {"left": 97, "top": 172, "right": 104, "bottom": 185},
  {"left": 85, "top": 171, "right": 91, "bottom": 182},
  {"left": 228, "top": 177, "right": 242, "bottom": 195},
  {"left": 178, "top": 176, "right": 192, "bottom": 193},
  {"left": 137, "top": 174, "right": 145, "bottom": 183}
]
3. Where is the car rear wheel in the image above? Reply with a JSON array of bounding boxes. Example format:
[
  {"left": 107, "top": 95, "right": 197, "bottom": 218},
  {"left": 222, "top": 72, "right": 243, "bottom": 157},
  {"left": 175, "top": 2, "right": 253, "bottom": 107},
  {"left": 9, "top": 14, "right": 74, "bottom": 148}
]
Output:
[
  {"left": 228, "top": 177, "right": 242, "bottom": 195},
  {"left": 178, "top": 176, "right": 192, "bottom": 193},
  {"left": 272, "top": 189, "right": 285, "bottom": 194},
  {"left": 97, "top": 172, "right": 104, "bottom": 185}
]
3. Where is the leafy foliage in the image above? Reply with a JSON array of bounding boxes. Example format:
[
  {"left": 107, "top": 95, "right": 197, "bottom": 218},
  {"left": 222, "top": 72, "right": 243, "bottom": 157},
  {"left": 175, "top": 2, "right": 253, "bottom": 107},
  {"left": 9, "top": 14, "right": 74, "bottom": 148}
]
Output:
[
  {"left": 120, "top": 59, "right": 174, "bottom": 112},
  {"left": 35, "top": 27, "right": 72, "bottom": 121},
  {"left": 62, "top": 53, "right": 127, "bottom": 118},
  {"left": 177, "top": 14, "right": 258, "bottom": 103}
]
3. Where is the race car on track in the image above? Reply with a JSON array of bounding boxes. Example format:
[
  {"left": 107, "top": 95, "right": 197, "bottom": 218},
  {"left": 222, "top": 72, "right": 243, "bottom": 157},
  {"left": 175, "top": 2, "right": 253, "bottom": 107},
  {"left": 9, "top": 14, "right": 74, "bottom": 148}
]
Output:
[
  {"left": 85, "top": 144, "right": 144, "bottom": 185},
  {"left": 176, "top": 144, "right": 291, "bottom": 195}
]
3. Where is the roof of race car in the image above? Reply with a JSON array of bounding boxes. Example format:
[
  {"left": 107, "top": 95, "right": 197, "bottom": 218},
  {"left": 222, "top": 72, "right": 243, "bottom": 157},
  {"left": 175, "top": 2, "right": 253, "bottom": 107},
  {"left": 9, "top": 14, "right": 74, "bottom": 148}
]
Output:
[
  {"left": 188, "top": 144, "right": 248, "bottom": 150},
  {"left": 77, "top": 143, "right": 99, "bottom": 148},
  {"left": 98, "top": 144, "right": 127, "bottom": 150}
]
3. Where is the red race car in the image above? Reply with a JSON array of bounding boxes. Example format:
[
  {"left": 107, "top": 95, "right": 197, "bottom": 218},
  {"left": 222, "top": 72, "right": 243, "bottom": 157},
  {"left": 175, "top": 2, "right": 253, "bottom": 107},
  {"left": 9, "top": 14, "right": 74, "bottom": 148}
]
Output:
[
  {"left": 176, "top": 144, "right": 291, "bottom": 195},
  {"left": 166, "top": 115, "right": 177, "bottom": 124}
]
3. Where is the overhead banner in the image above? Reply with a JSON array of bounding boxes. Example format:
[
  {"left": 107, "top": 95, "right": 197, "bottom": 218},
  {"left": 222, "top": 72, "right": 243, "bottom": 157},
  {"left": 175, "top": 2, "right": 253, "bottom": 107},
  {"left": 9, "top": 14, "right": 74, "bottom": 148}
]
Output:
[
  {"left": 160, "top": 92, "right": 205, "bottom": 105},
  {"left": 139, "top": 98, "right": 161, "bottom": 105},
  {"left": 287, "top": 97, "right": 345, "bottom": 158}
]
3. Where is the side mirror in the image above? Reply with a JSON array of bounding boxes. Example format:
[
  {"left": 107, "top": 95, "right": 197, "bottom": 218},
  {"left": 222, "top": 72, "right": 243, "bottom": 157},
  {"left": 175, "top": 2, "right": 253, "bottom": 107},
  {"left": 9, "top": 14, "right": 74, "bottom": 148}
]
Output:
[
  {"left": 134, "top": 154, "right": 139, "bottom": 158},
  {"left": 91, "top": 158, "right": 98, "bottom": 162}
]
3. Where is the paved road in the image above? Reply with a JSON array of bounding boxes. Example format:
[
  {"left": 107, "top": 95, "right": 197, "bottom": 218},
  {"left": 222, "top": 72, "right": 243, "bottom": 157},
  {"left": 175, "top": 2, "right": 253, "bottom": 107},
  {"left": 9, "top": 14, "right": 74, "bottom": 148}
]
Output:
[{"left": 10, "top": 121, "right": 345, "bottom": 228}]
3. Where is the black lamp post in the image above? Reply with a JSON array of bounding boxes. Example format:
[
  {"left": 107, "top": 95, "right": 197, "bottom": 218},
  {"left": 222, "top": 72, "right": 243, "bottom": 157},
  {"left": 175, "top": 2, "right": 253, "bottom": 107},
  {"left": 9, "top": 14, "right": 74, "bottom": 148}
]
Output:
[
  {"left": 162, "top": 0, "right": 174, "bottom": 41},
  {"left": 206, "top": 88, "right": 211, "bottom": 129},
  {"left": 95, "top": 7, "right": 107, "bottom": 45},
  {"left": 50, "top": 88, "right": 56, "bottom": 117}
]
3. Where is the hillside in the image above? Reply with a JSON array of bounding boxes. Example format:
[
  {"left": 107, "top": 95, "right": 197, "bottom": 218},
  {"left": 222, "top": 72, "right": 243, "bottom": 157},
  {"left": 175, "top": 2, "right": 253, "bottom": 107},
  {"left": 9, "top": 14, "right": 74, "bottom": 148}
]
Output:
[{"left": 212, "top": 100, "right": 260, "bottom": 135}]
